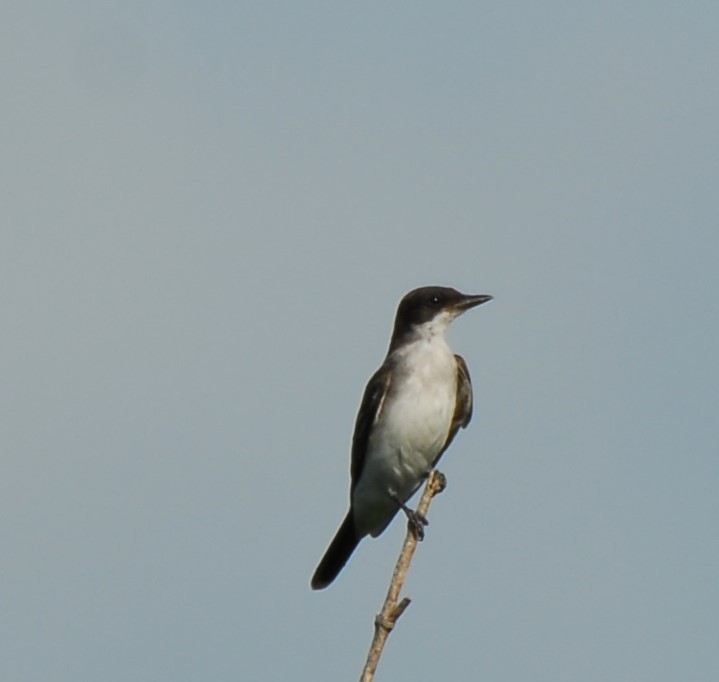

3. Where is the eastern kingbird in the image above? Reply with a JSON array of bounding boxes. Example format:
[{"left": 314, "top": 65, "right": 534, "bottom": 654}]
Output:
[{"left": 311, "top": 286, "right": 492, "bottom": 590}]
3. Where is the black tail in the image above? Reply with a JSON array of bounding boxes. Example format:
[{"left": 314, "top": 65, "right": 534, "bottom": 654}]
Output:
[{"left": 311, "top": 512, "right": 361, "bottom": 590}]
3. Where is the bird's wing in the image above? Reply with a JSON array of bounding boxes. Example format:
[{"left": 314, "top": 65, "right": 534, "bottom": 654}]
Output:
[
  {"left": 433, "top": 354, "right": 473, "bottom": 467},
  {"left": 350, "top": 363, "right": 392, "bottom": 490}
]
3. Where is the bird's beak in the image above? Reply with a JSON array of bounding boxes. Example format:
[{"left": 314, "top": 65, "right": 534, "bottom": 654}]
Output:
[{"left": 454, "top": 293, "right": 493, "bottom": 312}]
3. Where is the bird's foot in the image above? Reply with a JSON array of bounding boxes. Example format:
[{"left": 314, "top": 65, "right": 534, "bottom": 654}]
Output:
[
  {"left": 405, "top": 508, "right": 429, "bottom": 541},
  {"left": 390, "top": 492, "right": 429, "bottom": 540}
]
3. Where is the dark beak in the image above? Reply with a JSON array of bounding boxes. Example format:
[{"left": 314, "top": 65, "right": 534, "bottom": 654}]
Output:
[{"left": 455, "top": 293, "right": 493, "bottom": 311}]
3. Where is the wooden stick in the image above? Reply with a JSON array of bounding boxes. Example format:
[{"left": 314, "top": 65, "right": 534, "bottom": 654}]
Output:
[{"left": 359, "top": 470, "right": 447, "bottom": 682}]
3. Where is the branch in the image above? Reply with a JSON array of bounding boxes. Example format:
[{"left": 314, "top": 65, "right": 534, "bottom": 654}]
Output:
[{"left": 359, "top": 469, "right": 447, "bottom": 682}]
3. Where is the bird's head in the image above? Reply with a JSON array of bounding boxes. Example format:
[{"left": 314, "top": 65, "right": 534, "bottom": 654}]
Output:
[{"left": 391, "top": 286, "right": 492, "bottom": 348}]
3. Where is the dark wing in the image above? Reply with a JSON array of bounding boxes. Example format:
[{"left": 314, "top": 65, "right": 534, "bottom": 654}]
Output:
[
  {"left": 350, "top": 363, "right": 392, "bottom": 490},
  {"left": 433, "top": 354, "right": 473, "bottom": 467}
]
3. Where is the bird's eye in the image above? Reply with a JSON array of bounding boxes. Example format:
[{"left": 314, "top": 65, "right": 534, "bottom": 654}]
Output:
[{"left": 428, "top": 295, "right": 441, "bottom": 307}]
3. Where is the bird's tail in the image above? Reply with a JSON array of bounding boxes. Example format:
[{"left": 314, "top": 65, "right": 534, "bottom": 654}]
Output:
[{"left": 311, "top": 511, "right": 361, "bottom": 590}]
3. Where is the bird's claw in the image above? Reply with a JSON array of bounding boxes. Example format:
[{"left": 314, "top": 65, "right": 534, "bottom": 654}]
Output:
[{"left": 406, "top": 509, "right": 429, "bottom": 541}]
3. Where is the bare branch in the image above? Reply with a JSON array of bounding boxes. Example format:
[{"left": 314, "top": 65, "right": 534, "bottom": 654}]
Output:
[{"left": 359, "top": 470, "right": 447, "bottom": 682}]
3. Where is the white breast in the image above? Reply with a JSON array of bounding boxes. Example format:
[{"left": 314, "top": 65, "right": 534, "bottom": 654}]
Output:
[
  {"left": 352, "top": 335, "right": 457, "bottom": 537},
  {"left": 381, "top": 339, "right": 456, "bottom": 463}
]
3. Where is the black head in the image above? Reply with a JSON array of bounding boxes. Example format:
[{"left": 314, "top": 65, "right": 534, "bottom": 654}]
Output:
[{"left": 389, "top": 286, "right": 492, "bottom": 350}]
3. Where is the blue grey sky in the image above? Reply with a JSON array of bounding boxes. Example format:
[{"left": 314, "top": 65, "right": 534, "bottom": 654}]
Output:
[{"left": 2, "top": 2, "right": 718, "bottom": 680}]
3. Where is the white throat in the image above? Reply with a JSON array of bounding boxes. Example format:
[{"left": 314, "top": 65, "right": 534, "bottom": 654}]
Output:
[{"left": 411, "top": 309, "right": 459, "bottom": 343}]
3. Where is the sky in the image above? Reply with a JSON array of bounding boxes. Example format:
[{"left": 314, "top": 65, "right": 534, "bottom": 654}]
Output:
[{"left": 2, "top": 2, "right": 718, "bottom": 680}]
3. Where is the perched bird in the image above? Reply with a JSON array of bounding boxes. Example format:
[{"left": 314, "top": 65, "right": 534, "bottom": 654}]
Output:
[{"left": 311, "top": 286, "right": 492, "bottom": 590}]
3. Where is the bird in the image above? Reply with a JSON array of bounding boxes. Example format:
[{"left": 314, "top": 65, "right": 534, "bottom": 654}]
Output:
[{"left": 311, "top": 286, "right": 492, "bottom": 590}]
